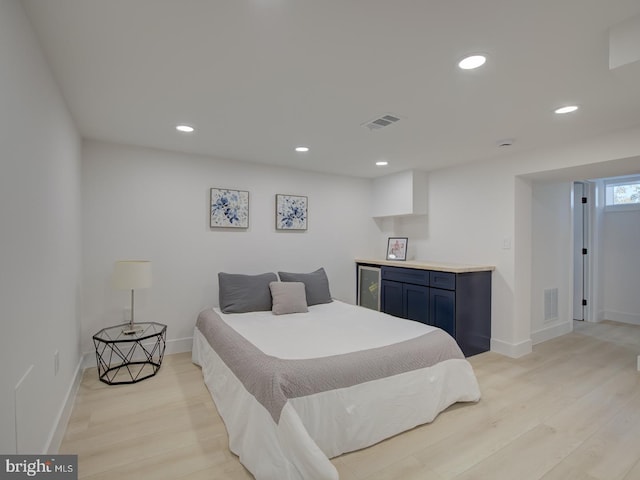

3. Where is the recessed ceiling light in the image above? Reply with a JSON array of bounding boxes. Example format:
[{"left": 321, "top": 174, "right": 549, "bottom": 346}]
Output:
[
  {"left": 458, "top": 54, "right": 487, "bottom": 70},
  {"left": 554, "top": 105, "right": 579, "bottom": 114},
  {"left": 295, "top": 146, "right": 310, "bottom": 152},
  {"left": 376, "top": 161, "right": 389, "bottom": 166},
  {"left": 176, "top": 125, "right": 194, "bottom": 133}
]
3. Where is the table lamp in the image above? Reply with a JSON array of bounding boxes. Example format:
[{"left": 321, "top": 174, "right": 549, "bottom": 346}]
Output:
[{"left": 112, "top": 260, "right": 152, "bottom": 335}]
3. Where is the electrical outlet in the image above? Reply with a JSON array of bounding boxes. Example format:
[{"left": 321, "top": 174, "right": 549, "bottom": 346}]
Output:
[
  {"left": 54, "top": 350, "right": 59, "bottom": 376},
  {"left": 123, "top": 308, "right": 132, "bottom": 322}
]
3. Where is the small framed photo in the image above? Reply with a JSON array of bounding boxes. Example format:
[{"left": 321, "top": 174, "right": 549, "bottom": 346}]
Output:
[
  {"left": 210, "top": 188, "right": 249, "bottom": 228},
  {"left": 386, "top": 237, "right": 408, "bottom": 261},
  {"left": 276, "top": 194, "right": 308, "bottom": 230}
]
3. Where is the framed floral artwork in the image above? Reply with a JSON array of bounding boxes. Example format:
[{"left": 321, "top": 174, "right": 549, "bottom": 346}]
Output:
[
  {"left": 210, "top": 188, "right": 249, "bottom": 228},
  {"left": 275, "top": 194, "right": 308, "bottom": 230},
  {"left": 386, "top": 237, "right": 408, "bottom": 261}
]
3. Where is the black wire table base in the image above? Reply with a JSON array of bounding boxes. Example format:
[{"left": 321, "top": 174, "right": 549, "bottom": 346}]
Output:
[{"left": 93, "top": 323, "right": 167, "bottom": 385}]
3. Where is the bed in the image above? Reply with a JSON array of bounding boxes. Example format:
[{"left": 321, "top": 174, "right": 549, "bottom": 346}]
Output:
[{"left": 192, "top": 269, "right": 481, "bottom": 480}]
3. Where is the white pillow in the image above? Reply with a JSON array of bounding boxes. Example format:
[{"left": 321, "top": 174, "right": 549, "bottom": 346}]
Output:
[{"left": 269, "top": 281, "right": 308, "bottom": 315}]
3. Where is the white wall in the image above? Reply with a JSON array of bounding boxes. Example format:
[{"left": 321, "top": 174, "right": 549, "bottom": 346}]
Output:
[
  {"left": 84, "top": 132, "right": 640, "bottom": 361},
  {"left": 601, "top": 207, "right": 640, "bottom": 324},
  {"left": 530, "top": 181, "right": 573, "bottom": 343},
  {"left": 0, "top": 0, "right": 82, "bottom": 454},
  {"left": 409, "top": 126, "right": 640, "bottom": 357},
  {"left": 81, "top": 140, "right": 382, "bottom": 356},
  {"left": 404, "top": 155, "right": 520, "bottom": 354}
]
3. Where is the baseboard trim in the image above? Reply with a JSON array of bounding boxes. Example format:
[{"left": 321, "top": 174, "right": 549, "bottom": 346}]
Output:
[
  {"left": 603, "top": 310, "right": 640, "bottom": 326},
  {"left": 531, "top": 321, "right": 573, "bottom": 345},
  {"left": 45, "top": 356, "right": 84, "bottom": 454},
  {"left": 491, "top": 337, "right": 532, "bottom": 358},
  {"left": 166, "top": 336, "right": 193, "bottom": 356}
]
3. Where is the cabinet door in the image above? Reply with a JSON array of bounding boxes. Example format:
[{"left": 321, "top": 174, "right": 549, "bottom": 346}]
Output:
[
  {"left": 455, "top": 271, "right": 492, "bottom": 356},
  {"left": 358, "top": 266, "right": 381, "bottom": 311},
  {"left": 405, "top": 283, "right": 429, "bottom": 324},
  {"left": 429, "top": 288, "right": 455, "bottom": 337},
  {"left": 381, "top": 280, "right": 404, "bottom": 318}
]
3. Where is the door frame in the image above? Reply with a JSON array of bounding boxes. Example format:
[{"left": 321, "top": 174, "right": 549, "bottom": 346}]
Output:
[{"left": 572, "top": 180, "right": 599, "bottom": 323}]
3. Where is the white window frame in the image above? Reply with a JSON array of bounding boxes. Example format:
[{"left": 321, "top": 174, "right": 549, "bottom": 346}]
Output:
[{"left": 604, "top": 175, "right": 640, "bottom": 212}]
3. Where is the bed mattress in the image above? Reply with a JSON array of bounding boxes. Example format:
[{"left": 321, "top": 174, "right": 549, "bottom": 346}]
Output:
[{"left": 192, "top": 300, "right": 481, "bottom": 479}]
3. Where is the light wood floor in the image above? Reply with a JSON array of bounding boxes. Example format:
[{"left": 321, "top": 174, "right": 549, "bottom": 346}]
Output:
[{"left": 61, "top": 321, "right": 640, "bottom": 479}]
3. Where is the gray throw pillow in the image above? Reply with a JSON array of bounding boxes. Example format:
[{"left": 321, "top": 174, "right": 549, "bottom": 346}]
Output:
[
  {"left": 278, "top": 267, "right": 332, "bottom": 306},
  {"left": 218, "top": 272, "right": 278, "bottom": 313},
  {"left": 269, "top": 281, "right": 308, "bottom": 315}
]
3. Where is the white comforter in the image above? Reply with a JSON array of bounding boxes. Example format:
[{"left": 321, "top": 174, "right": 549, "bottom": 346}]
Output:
[
  {"left": 219, "top": 300, "right": 441, "bottom": 359},
  {"left": 192, "top": 301, "right": 481, "bottom": 480}
]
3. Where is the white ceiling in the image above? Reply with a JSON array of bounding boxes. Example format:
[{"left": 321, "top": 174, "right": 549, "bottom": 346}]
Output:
[{"left": 23, "top": 0, "right": 640, "bottom": 178}]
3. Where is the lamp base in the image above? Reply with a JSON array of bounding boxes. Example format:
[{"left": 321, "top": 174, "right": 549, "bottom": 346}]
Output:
[{"left": 122, "top": 324, "right": 144, "bottom": 335}]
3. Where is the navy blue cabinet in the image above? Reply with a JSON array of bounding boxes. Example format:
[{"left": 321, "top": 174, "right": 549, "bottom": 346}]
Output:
[
  {"left": 381, "top": 280, "right": 429, "bottom": 323},
  {"left": 381, "top": 266, "right": 429, "bottom": 324},
  {"left": 430, "top": 287, "right": 455, "bottom": 336},
  {"left": 405, "top": 284, "right": 429, "bottom": 324},
  {"left": 380, "top": 278, "right": 404, "bottom": 318},
  {"left": 375, "top": 264, "right": 490, "bottom": 356}
]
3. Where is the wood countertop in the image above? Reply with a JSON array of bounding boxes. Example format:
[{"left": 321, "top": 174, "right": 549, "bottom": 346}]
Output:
[{"left": 355, "top": 258, "right": 495, "bottom": 273}]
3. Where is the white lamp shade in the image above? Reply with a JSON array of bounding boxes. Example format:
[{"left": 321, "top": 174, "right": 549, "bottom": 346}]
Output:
[{"left": 112, "top": 261, "right": 152, "bottom": 290}]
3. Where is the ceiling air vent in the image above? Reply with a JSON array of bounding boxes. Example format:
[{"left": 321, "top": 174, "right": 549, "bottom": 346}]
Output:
[{"left": 362, "top": 114, "right": 401, "bottom": 131}]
